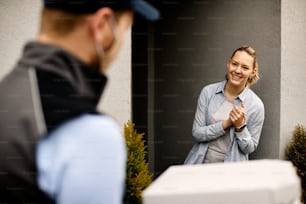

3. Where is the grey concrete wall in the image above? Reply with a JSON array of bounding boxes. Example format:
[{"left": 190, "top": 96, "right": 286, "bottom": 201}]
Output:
[
  {"left": 150, "top": 0, "right": 281, "bottom": 175},
  {"left": 0, "top": 0, "right": 41, "bottom": 78},
  {"left": 280, "top": 0, "right": 306, "bottom": 158}
]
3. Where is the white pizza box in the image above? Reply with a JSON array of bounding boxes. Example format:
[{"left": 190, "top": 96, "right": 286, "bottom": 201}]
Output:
[{"left": 143, "top": 160, "right": 301, "bottom": 204}]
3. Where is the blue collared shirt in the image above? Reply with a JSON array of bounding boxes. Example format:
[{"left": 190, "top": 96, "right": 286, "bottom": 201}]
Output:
[
  {"left": 184, "top": 81, "right": 265, "bottom": 164},
  {"left": 36, "top": 114, "right": 126, "bottom": 204}
]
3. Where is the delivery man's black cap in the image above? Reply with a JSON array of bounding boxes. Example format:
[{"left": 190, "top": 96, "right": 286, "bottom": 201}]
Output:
[{"left": 44, "top": 0, "right": 159, "bottom": 21}]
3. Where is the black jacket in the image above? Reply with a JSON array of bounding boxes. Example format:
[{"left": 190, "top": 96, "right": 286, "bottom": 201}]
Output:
[{"left": 0, "top": 42, "right": 106, "bottom": 203}]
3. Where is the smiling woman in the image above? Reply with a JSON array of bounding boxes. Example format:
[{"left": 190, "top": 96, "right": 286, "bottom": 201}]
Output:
[
  {"left": 224, "top": 46, "right": 259, "bottom": 102},
  {"left": 184, "top": 46, "right": 265, "bottom": 164},
  {"left": 227, "top": 46, "right": 260, "bottom": 87}
]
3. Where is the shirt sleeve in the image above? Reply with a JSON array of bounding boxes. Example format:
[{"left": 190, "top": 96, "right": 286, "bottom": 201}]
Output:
[
  {"left": 192, "top": 87, "right": 226, "bottom": 142},
  {"left": 235, "top": 100, "right": 265, "bottom": 154},
  {"left": 36, "top": 114, "right": 126, "bottom": 204}
]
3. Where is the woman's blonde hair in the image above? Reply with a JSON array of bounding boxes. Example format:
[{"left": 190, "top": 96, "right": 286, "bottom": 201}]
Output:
[{"left": 229, "top": 45, "right": 260, "bottom": 86}]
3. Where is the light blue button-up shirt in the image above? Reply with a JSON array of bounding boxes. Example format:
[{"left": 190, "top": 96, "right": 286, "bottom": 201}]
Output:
[
  {"left": 184, "top": 81, "right": 265, "bottom": 164},
  {"left": 37, "top": 114, "right": 126, "bottom": 204}
]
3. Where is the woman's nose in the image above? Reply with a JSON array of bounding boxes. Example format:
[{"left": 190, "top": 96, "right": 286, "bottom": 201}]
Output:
[{"left": 234, "top": 66, "right": 242, "bottom": 73}]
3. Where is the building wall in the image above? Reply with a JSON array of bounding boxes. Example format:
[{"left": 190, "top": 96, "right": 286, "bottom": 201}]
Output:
[
  {"left": 0, "top": 0, "right": 131, "bottom": 127},
  {"left": 97, "top": 29, "right": 132, "bottom": 127},
  {"left": 150, "top": 0, "right": 281, "bottom": 175},
  {"left": 280, "top": 0, "right": 306, "bottom": 158},
  {"left": 1, "top": 0, "right": 306, "bottom": 176},
  {"left": 0, "top": 0, "right": 41, "bottom": 78}
]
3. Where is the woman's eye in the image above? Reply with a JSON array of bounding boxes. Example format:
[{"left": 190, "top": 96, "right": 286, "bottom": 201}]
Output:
[
  {"left": 232, "top": 63, "right": 238, "bottom": 66},
  {"left": 242, "top": 66, "right": 249, "bottom": 70}
]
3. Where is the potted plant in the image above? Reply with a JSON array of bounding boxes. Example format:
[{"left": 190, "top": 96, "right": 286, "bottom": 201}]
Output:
[
  {"left": 124, "top": 121, "right": 153, "bottom": 204},
  {"left": 285, "top": 124, "right": 306, "bottom": 203}
]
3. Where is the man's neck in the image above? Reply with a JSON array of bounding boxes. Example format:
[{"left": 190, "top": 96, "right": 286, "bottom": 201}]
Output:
[{"left": 37, "top": 32, "right": 96, "bottom": 68}]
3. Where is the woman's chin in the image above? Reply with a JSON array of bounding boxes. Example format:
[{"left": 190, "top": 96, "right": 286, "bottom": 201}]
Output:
[{"left": 228, "top": 78, "right": 245, "bottom": 87}]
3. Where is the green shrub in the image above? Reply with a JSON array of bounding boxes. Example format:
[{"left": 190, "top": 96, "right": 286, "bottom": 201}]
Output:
[
  {"left": 285, "top": 125, "right": 306, "bottom": 203},
  {"left": 124, "top": 121, "right": 153, "bottom": 204}
]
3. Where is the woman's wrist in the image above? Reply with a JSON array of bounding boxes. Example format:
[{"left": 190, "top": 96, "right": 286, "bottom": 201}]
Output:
[
  {"left": 235, "top": 123, "right": 247, "bottom": 132},
  {"left": 222, "top": 119, "right": 232, "bottom": 130}
]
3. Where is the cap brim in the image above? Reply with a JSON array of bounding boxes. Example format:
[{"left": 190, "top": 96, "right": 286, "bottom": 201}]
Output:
[{"left": 132, "top": 0, "right": 160, "bottom": 21}]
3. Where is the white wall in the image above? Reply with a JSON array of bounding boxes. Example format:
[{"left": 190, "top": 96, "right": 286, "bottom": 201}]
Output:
[
  {"left": 280, "top": 0, "right": 306, "bottom": 158},
  {"left": 97, "top": 29, "right": 132, "bottom": 126},
  {"left": 0, "top": 0, "right": 41, "bottom": 78},
  {"left": 0, "top": 0, "right": 131, "bottom": 128}
]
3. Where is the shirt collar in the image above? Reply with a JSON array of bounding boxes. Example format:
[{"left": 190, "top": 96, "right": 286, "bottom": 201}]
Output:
[
  {"left": 215, "top": 80, "right": 227, "bottom": 94},
  {"left": 237, "top": 85, "right": 250, "bottom": 102},
  {"left": 20, "top": 41, "right": 107, "bottom": 104},
  {"left": 20, "top": 41, "right": 108, "bottom": 132}
]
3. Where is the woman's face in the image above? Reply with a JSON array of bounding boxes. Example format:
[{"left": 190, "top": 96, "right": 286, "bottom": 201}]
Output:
[{"left": 226, "top": 50, "right": 255, "bottom": 88}]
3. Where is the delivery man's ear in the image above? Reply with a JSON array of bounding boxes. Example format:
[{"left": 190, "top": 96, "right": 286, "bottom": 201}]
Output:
[{"left": 89, "top": 7, "right": 114, "bottom": 45}]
